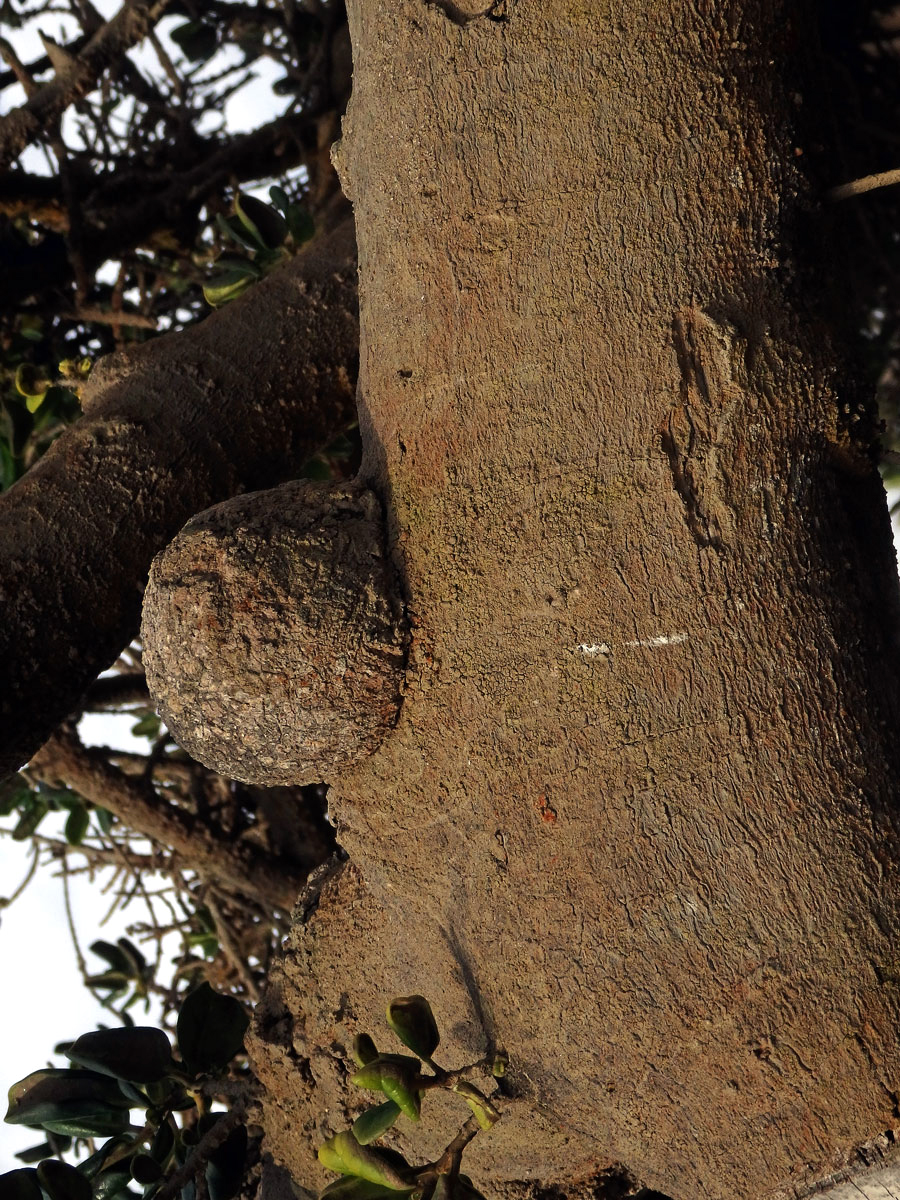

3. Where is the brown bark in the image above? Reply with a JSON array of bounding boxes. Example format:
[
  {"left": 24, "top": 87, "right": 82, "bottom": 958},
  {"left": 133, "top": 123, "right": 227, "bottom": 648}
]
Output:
[
  {"left": 251, "top": 4, "right": 900, "bottom": 1199},
  {"left": 141, "top": 481, "right": 408, "bottom": 785},
  {"left": 0, "top": 214, "right": 358, "bottom": 780}
]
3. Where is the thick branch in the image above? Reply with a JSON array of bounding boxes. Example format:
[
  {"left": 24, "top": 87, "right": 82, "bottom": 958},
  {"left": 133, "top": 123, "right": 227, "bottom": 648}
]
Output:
[
  {"left": 0, "top": 0, "right": 174, "bottom": 169},
  {"left": 0, "top": 214, "right": 358, "bottom": 779},
  {"left": 29, "top": 727, "right": 303, "bottom": 909}
]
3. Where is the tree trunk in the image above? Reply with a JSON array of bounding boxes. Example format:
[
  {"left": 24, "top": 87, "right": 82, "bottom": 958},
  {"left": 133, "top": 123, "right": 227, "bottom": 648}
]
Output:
[{"left": 251, "top": 3, "right": 900, "bottom": 1197}]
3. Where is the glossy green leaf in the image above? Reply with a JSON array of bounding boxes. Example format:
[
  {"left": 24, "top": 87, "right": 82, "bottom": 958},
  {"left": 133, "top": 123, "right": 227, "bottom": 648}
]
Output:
[
  {"left": 91, "top": 1167, "right": 134, "bottom": 1199},
  {"left": 130, "top": 1154, "right": 162, "bottom": 1185},
  {"left": 316, "top": 1133, "right": 410, "bottom": 1190},
  {"left": 320, "top": 1178, "right": 416, "bottom": 1200},
  {"left": 37, "top": 1158, "right": 92, "bottom": 1200},
  {"left": 385, "top": 997, "right": 439, "bottom": 1060},
  {"left": 350, "top": 1055, "right": 420, "bottom": 1093},
  {"left": 215, "top": 212, "right": 264, "bottom": 254},
  {"left": 64, "top": 804, "right": 89, "bottom": 846},
  {"left": 0, "top": 774, "right": 31, "bottom": 817},
  {"left": 351, "top": 1100, "right": 401, "bottom": 1145},
  {"left": 176, "top": 983, "right": 248, "bottom": 1076},
  {"left": 352, "top": 1034, "right": 379, "bottom": 1068},
  {"left": 0, "top": 1167, "right": 43, "bottom": 1200},
  {"left": 65, "top": 1026, "right": 172, "bottom": 1083},
  {"left": 203, "top": 270, "right": 255, "bottom": 309},
  {"left": 170, "top": 19, "right": 217, "bottom": 61},
  {"left": 205, "top": 1121, "right": 247, "bottom": 1200},
  {"left": 378, "top": 1064, "right": 420, "bottom": 1122},
  {"left": 5, "top": 1068, "right": 131, "bottom": 1137},
  {"left": 234, "top": 193, "right": 287, "bottom": 250},
  {"left": 15, "top": 1137, "right": 70, "bottom": 1164}
]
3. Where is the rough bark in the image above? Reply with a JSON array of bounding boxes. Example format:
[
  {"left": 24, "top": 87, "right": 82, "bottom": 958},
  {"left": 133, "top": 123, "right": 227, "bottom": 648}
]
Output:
[
  {"left": 142, "top": 481, "right": 409, "bottom": 785},
  {"left": 251, "top": 4, "right": 900, "bottom": 1199},
  {"left": 0, "top": 214, "right": 358, "bottom": 780}
]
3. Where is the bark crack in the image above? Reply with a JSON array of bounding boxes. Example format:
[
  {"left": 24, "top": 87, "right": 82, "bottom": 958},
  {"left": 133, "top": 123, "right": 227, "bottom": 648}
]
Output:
[{"left": 423, "top": 0, "right": 509, "bottom": 26}]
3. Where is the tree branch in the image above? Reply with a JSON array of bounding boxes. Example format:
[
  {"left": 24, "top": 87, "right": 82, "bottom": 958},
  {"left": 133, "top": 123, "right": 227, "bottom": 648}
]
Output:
[
  {"left": 0, "top": 212, "right": 358, "bottom": 779},
  {"left": 29, "top": 726, "right": 304, "bottom": 909},
  {"left": 0, "top": 0, "right": 175, "bottom": 169}
]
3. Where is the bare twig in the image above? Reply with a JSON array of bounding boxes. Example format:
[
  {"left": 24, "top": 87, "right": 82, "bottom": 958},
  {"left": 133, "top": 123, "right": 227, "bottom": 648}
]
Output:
[
  {"left": 154, "top": 1105, "right": 246, "bottom": 1200},
  {"left": 29, "top": 726, "right": 305, "bottom": 909},
  {"left": 831, "top": 167, "right": 900, "bottom": 200},
  {"left": 0, "top": 0, "right": 175, "bottom": 169}
]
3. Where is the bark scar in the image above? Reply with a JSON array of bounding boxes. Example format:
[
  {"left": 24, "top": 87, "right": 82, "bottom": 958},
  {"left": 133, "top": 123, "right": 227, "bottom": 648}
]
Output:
[
  {"left": 661, "top": 308, "right": 742, "bottom": 552},
  {"left": 423, "top": 0, "right": 509, "bottom": 25}
]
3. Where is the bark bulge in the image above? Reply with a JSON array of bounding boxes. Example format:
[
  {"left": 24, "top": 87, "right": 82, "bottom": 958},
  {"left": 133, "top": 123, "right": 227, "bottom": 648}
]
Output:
[{"left": 142, "top": 481, "right": 408, "bottom": 785}]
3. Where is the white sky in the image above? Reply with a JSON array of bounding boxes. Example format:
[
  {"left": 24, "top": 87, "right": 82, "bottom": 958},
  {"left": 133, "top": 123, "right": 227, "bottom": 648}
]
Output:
[{"left": 0, "top": 3, "right": 287, "bottom": 1169}]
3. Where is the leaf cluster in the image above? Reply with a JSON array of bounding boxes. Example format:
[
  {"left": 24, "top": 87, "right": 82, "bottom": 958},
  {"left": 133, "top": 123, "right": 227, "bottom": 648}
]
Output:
[
  {"left": 1, "top": 984, "right": 250, "bottom": 1200},
  {"left": 318, "top": 998, "right": 506, "bottom": 1200}
]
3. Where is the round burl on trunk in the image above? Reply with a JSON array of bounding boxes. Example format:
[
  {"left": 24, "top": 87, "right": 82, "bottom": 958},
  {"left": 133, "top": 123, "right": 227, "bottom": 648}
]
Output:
[{"left": 141, "top": 481, "right": 408, "bottom": 785}]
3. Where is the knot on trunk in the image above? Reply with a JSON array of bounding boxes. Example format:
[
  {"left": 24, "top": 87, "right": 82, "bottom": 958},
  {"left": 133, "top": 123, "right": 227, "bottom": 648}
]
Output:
[{"left": 141, "top": 481, "right": 408, "bottom": 785}]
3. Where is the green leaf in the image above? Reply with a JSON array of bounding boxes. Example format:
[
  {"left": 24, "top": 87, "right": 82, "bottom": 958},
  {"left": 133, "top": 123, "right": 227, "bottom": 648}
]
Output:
[
  {"left": 170, "top": 19, "right": 217, "bottom": 62},
  {"left": 91, "top": 1167, "right": 134, "bottom": 1199},
  {"left": 176, "top": 983, "right": 248, "bottom": 1076},
  {"left": 351, "top": 1034, "right": 379, "bottom": 1068},
  {"left": 350, "top": 1054, "right": 420, "bottom": 1102},
  {"left": 451, "top": 1082, "right": 499, "bottom": 1131},
  {"left": 66, "top": 1027, "right": 172, "bottom": 1083},
  {"left": 351, "top": 1100, "right": 401, "bottom": 1145},
  {"left": 64, "top": 804, "right": 90, "bottom": 845},
  {"left": 5, "top": 1068, "right": 131, "bottom": 1138},
  {"left": 12, "top": 797, "right": 48, "bottom": 839},
  {"left": 95, "top": 807, "right": 114, "bottom": 834},
  {"left": 491, "top": 1050, "right": 508, "bottom": 1078},
  {"left": 0, "top": 1168, "right": 43, "bottom": 1200},
  {"left": 215, "top": 212, "right": 265, "bottom": 254},
  {"left": 15, "top": 1137, "right": 71, "bottom": 1164},
  {"left": 0, "top": 773, "right": 31, "bottom": 817},
  {"left": 89, "top": 940, "right": 134, "bottom": 976},
  {"left": 130, "top": 1154, "right": 162, "bottom": 1185},
  {"left": 285, "top": 204, "right": 315, "bottom": 246},
  {"left": 149, "top": 1116, "right": 176, "bottom": 1165},
  {"left": 234, "top": 193, "right": 288, "bottom": 250},
  {"left": 320, "top": 1179, "right": 416, "bottom": 1200},
  {"left": 205, "top": 1121, "right": 247, "bottom": 1200},
  {"left": 385, "top": 997, "right": 439, "bottom": 1060},
  {"left": 130, "top": 713, "right": 162, "bottom": 740},
  {"left": 378, "top": 1065, "right": 420, "bottom": 1122},
  {"left": 316, "top": 1133, "right": 410, "bottom": 1190},
  {"left": 36, "top": 1158, "right": 92, "bottom": 1200},
  {"left": 203, "top": 269, "right": 256, "bottom": 309}
]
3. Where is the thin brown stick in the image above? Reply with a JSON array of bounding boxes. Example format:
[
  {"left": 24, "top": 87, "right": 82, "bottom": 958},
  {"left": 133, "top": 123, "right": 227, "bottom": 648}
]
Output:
[
  {"left": 154, "top": 1106, "right": 246, "bottom": 1200},
  {"left": 29, "top": 726, "right": 305, "bottom": 909},
  {"left": 831, "top": 167, "right": 900, "bottom": 200}
]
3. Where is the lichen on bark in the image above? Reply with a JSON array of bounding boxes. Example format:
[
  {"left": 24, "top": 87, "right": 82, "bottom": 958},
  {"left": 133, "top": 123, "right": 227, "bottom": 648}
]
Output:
[{"left": 142, "top": 480, "right": 408, "bottom": 785}]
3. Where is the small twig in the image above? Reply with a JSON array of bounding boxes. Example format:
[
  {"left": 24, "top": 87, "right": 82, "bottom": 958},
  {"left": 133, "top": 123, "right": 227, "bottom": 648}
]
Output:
[
  {"left": 4, "top": 843, "right": 40, "bottom": 905},
  {"left": 205, "top": 893, "right": 260, "bottom": 1002},
  {"left": 61, "top": 856, "right": 90, "bottom": 980},
  {"left": 831, "top": 167, "right": 900, "bottom": 201},
  {"left": 154, "top": 1105, "right": 246, "bottom": 1200},
  {"left": 60, "top": 306, "right": 158, "bottom": 329}
]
